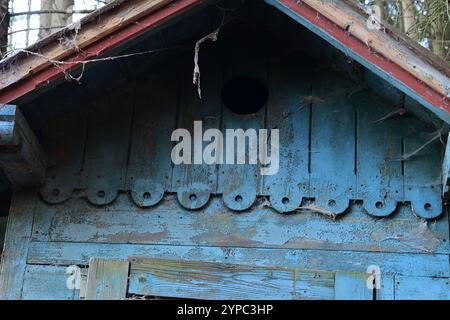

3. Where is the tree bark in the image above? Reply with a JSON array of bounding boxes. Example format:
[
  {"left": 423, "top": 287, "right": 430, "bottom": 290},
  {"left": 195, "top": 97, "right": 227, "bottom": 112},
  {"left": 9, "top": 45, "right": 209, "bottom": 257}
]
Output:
[
  {"left": 374, "top": 0, "right": 386, "bottom": 22},
  {"left": 39, "top": 0, "right": 74, "bottom": 39},
  {"left": 429, "top": 20, "right": 449, "bottom": 62},
  {"left": 0, "top": 0, "right": 10, "bottom": 56},
  {"left": 401, "top": 0, "right": 417, "bottom": 39}
]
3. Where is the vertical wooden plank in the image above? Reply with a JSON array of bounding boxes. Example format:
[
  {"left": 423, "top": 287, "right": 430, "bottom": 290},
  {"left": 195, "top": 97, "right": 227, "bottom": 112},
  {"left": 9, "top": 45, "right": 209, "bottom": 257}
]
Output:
[
  {"left": 334, "top": 271, "right": 373, "bottom": 300},
  {"left": 126, "top": 69, "right": 178, "bottom": 208},
  {"left": 264, "top": 55, "right": 311, "bottom": 213},
  {"left": 0, "top": 190, "right": 35, "bottom": 299},
  {"left": 310, "top": 72, "right": 357, "bottom": 215},
  {"left": 85, "top": 258, "right": 130, "bottom": 300},
  {"left": 217, "top": 40, "right": 267, "bottom": 211},
  {"left": 171, "top": 57, "right": 222, "bottom": 210},
  {"left": 81, "top": 89, "right": 133, "bottom": 205},
  {"left": 402, "top": 97, "right": 443, "bottom": 219},
  {"left": 352, "top": 90, "right": 403, "bottom": 217},
  {"left": 376, "top": 274, "right": 394, "bottom": 300},
  {"left": 40, "top": 112, "right": 87, "bottom": 204}
]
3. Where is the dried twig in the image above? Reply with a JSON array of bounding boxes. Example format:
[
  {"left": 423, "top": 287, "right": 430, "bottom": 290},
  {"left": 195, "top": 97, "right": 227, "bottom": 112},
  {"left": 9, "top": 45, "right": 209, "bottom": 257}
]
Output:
[
  {"left": 393, "top": 129, "right": 443, "bottom": 162},
  {"left": 302, "top": 95, "right": 324, "bottom": 104},
  {"left": 296, "top": 205, "right": 337, "bottom": 220},
  {"left": 19, "top": 46, "right": 179, "bottom": 83},
  {"left": 372, "top": 107, "right": 406, "bottom": 124}
]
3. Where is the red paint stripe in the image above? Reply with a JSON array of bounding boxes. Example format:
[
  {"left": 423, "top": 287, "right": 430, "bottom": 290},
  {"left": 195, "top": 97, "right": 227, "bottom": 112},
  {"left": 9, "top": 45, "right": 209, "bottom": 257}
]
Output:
[
  {"left": 279, "top": 0, "right": 449, "bottom": 112},
  {"left": 0, "top": 0, "right": 204, "bottom": 104}
]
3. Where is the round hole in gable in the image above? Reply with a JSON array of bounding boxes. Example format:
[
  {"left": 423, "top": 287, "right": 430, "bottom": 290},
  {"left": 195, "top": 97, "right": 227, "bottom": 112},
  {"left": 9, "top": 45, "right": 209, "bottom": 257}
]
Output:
[
  {"left": 52, "top": 188, "right": 60, "bottom": 196},
  {"left": 222, "top": 77, "right": 268, "bottom": 115},
  {"left": 143, "top": 192, "right": 151, "bottom": 199},
  {"left": 97, "top": 190, "right": 106, "bottom": 198},
  {"left": 328, "top": 199, "right": 336, "bottom": 207},
  {"left": 235, "top": 195, "right": 243, "bottom": 203},
  {"left": 282, "top": 197, "right": 290, "bottom": 205},
  {"left": 189, "top": 194, "right": 197, "bottom": 202},
  {"left": 424, "top": 203, "right": 432, "bottom": 211}
]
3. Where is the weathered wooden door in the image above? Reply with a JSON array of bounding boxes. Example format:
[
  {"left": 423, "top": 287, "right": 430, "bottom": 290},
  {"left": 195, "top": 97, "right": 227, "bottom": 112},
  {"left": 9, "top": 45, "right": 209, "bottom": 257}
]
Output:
[{"left": 82, "top": 258, "right": 376, "bottom": 300}]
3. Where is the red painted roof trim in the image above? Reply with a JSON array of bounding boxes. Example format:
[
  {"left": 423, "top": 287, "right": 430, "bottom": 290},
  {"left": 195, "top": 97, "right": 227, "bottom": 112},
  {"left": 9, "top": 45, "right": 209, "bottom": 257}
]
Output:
[
  {"left": 278, "top": 0, "right": 449, "bottom": 112},
  {"left": 0, "top": 0, "right": 205, "bottom": 104}
]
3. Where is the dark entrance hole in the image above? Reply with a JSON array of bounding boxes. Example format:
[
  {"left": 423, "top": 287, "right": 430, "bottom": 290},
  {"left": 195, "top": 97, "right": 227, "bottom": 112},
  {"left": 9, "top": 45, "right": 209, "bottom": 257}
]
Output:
[{"left": 222, "top": 77, "right": 268, "bottom": 115}]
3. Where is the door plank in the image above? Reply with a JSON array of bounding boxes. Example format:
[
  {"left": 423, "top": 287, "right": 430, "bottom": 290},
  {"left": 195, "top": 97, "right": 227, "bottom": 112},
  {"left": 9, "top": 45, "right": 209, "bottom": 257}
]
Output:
[
  {"left": 128, "top": 257, "right": 334, "bottom": 300},
  {"left": 85, "top": 258, "right": 129, "bottom": 300},
  {"left": 395, "top": 275, "right": 450, "bottom": 300},
  {"left": 0, "top": 191, "right": 35, "bottom": 299},
  {"left": 334, "top": 271, "right": 373, "bottom": 300}
]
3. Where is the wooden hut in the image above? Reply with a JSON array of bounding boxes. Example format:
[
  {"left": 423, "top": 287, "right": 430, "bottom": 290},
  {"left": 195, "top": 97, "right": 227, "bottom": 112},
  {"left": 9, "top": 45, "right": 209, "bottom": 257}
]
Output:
[{"left": 0, "top": 0, "right": 449, "bottom": 300}]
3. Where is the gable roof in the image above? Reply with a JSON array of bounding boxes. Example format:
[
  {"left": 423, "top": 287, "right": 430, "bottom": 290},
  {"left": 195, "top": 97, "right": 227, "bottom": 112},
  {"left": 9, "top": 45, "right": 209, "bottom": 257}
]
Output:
[{"left": 0, "top": 0, "right": 449, "bottom": 121}]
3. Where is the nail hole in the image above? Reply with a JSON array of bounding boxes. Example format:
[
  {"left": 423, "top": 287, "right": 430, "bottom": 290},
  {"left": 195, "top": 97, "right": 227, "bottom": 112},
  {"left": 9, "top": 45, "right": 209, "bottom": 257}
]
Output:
[
  {"left": 328, "top": 200, "right": 336, "bottom": 207},
  {"left": 97, "top": 190, "right": 105, "bottom": 198},
  {"left": 282, "top": 197, "right": 290, "bottom": 205},
  {"left": 189, "top": 194, "right": 197, "bottom": 202},
  {"left": 52, "top": 188, "right": 60, "bottom": 196},
  {"left": 143, "top": 192, "right": 151, "bottom": 199},
  {"left": 376, "top": 201, "right": 384, "bottom": 209},
  {"left": 235, "top": 195, "right": 243, "bottom": 203},
  {"left": 424, "top": 203, "right": 432, "bottom": 211}
]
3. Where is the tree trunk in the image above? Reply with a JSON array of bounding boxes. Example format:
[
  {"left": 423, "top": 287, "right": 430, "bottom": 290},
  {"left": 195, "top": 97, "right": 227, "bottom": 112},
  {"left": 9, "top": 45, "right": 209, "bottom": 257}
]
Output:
[
  {"left": 427, "top": 0, "right": 449, "bottom": 63},
  {"left": 401, "top": 0, "right": 417, "bottom": 39},
  {"left": 0, "top": 0, "right": 10, "bottom": 56},
  {"left": 429, "top": 21, "right": 449, "bottom": 62},
  {"left": 39, "top": 0, "right": 74, "bottom": 39},
  {"left": 374, "top": 0, "right": 386, "bottom": 22}
]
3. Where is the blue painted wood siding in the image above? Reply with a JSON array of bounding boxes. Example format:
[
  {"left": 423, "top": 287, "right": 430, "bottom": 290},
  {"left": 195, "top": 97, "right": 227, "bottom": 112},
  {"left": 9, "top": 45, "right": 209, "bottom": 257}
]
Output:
[
  {"left": 1, "top": 40, "right": 448, "bottom": 300},
  {"left": 38, "top": 50, "right": 444, "bottom": 219}
]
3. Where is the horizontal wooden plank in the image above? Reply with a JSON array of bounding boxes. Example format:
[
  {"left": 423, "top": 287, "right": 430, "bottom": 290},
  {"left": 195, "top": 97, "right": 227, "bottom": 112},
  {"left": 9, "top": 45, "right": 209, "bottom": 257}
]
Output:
[
  {"left": 128, "top": 258, "right": 334, "bottom": 300},
  {"left": 22, "top": 264, "right": 80, "bottom": 300},
  {"left": 27, "top": 241, "right": 449, "bottom": 278},
  {"left": 395, "top": 275, "right": 450, "bottom": 300},
  {"left": 31, "top": 195, "right": 450, "bottom": 255}
]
